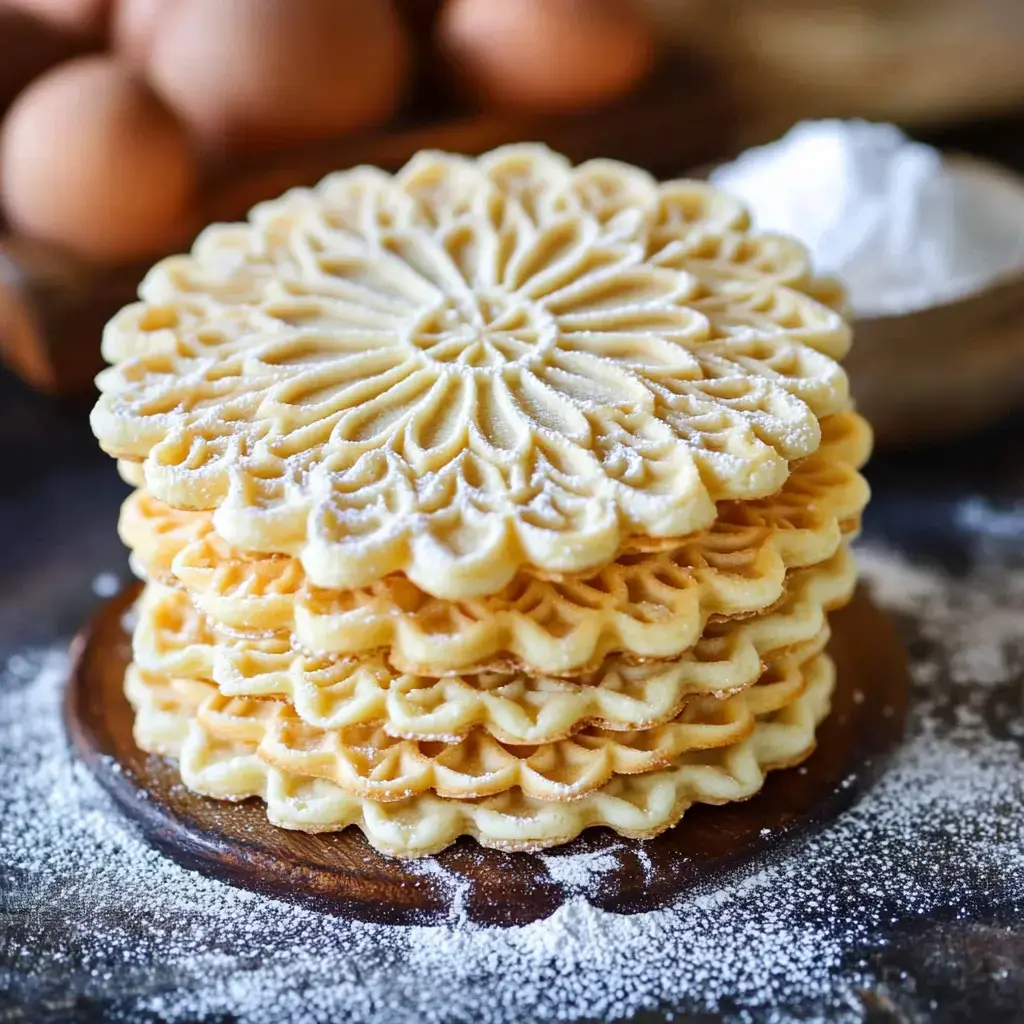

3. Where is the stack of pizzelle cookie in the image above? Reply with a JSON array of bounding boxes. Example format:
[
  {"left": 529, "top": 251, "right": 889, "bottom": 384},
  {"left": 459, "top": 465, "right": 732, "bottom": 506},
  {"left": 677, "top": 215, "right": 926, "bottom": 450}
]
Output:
[{"left": 91, "top": 145, "right": 870, "bottom": 858}]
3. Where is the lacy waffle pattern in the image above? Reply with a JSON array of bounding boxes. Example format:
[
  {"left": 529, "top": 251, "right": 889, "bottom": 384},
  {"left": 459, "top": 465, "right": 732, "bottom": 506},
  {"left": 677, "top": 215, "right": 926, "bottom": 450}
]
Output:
[
  {"left": 93, "top": 144, "right": 853, "bottom": 600},
  {"left": 126, "top": 649, "right": 834, "bottom": 856},
  {"left": 126, "top": 650, "right": 822, "bottom": 803},
  {"left": 131, "top": 544, "right": 851, "bottom": 743},
  {"left": 121, "top": 411, "right": 869, "bottom": 675}
]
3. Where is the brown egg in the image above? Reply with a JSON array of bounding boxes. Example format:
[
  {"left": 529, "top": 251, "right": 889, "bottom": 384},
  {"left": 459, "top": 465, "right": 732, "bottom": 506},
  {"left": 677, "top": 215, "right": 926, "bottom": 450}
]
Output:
[
  {"left": 145, "top": 0, "right": 410, "bottom": 154},
  {"left": 112, "top": 0, "right": 177, "bottom": 64},
  {"left": 2, "top": 0, "right": 109, "bottom": 34},
  {"left": 438, "top": 0, "right": 656, "bottom": 113},
  {"left": 1, "top": 55, "right": 197, "bottom": 261}
]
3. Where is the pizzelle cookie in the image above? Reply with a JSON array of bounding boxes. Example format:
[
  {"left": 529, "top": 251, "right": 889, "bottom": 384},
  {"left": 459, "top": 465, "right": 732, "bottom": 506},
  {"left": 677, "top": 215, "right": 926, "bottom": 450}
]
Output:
[
  {"left": 125, "top": 649, "right": 818, "bottom": 804},
  {"left": 92, "top": 143, "right": 872, "bottom": 860},
  {"left": 92, "top": 145, "right": 852, "bottom": 600},
  {"left": 120, "top": 410, "right": 869, "bottom": 676},
  {"left": 124, "top": 649, "right": 834, "bottom": 857},
  {"left": 131, "top": 545, "right": 851, "bottom": 743}
]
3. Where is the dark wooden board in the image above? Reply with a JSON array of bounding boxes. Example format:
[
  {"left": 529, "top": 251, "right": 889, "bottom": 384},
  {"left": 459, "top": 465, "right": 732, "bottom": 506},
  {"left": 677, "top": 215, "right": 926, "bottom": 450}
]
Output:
[{"left": 64, "top": 583, "right": 909, "bottom": 927}]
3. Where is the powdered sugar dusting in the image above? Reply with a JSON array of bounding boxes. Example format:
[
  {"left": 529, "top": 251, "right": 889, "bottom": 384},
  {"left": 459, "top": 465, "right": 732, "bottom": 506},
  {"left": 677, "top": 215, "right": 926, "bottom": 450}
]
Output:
[
  {"left": 539, "top": 847, "right": 622, "bottom": 893},
  {"left": 2, "top": 540, "right": 1024, "bottom": 1022}
]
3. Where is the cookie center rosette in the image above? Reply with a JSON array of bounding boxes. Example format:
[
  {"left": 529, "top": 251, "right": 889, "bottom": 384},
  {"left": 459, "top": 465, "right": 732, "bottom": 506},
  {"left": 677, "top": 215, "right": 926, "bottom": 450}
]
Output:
[{"left": 91, "top": 144, "right": 869, "bottom": 858}]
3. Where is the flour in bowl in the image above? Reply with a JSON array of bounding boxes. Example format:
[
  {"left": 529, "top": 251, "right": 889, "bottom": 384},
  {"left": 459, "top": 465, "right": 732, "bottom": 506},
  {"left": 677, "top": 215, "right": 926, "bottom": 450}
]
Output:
[{"left": 712, "top": 120, "right": 1024, "bottom": 317}]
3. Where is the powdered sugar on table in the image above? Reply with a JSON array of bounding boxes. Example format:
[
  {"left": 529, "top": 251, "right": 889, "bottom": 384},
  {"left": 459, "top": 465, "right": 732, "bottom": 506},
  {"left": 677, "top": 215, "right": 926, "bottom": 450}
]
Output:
[{"left": 2, "top": 540, "right": 1024, "bottom": 1023}]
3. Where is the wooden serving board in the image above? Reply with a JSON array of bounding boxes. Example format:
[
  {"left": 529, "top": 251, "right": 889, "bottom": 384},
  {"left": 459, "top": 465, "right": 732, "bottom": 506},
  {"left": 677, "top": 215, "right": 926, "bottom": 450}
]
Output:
[{"left": 64, "top": 583, "right": 909, "bottom": 927}]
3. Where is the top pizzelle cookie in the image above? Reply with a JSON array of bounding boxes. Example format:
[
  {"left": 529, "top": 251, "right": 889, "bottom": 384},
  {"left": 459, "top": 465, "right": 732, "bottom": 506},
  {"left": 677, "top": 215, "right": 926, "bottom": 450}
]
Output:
[{"left": 91, "top": 145, "right": 852, "bottom": 599}]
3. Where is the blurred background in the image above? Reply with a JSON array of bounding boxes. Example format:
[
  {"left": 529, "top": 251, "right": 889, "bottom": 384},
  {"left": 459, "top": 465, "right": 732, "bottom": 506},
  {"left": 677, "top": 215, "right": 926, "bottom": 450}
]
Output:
[{"left": 2, "top": 0, "right": 1024, "bottom": 650}]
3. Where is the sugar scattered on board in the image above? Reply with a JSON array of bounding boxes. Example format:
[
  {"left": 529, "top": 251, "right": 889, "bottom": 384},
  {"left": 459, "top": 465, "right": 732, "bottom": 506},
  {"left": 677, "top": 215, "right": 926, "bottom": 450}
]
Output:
[
  {"left": 2, "top": 540, "right": 1024, "bottom": 1022},
  {"left": 711, "top": 120, "right": 1024, "bottom": 317}
]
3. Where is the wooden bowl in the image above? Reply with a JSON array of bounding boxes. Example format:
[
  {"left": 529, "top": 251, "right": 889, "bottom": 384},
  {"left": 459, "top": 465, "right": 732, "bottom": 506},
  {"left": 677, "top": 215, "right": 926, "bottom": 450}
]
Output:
[{"left": 849, "top": 270, "right": 1024, "bottom": 446}]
